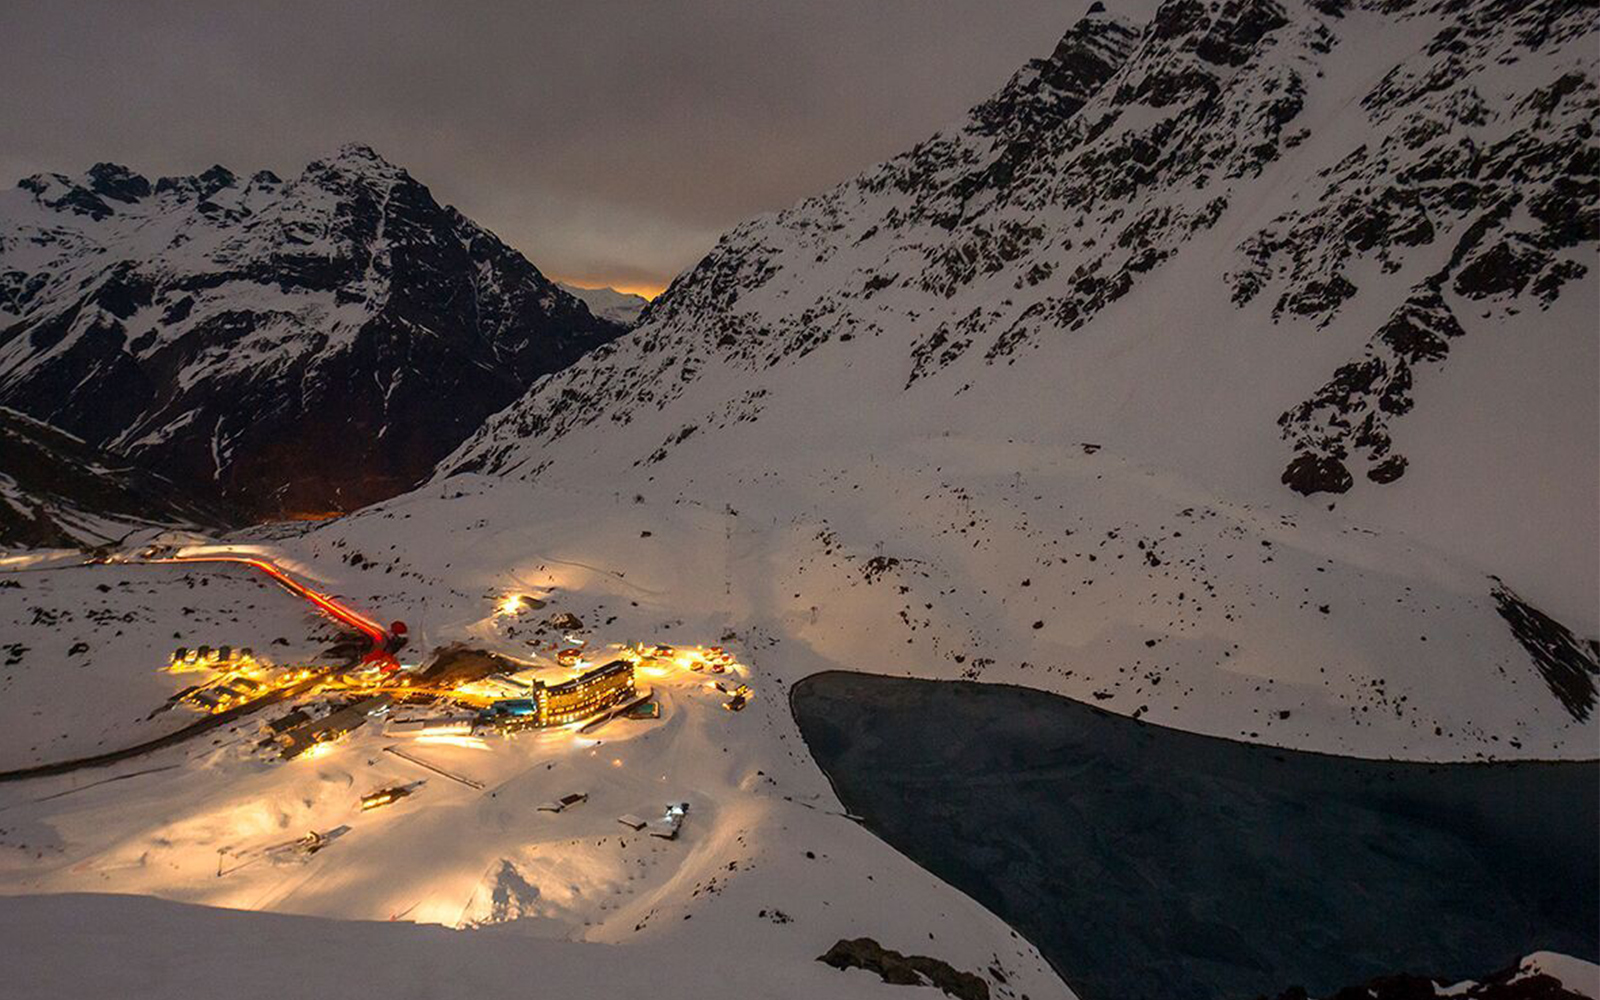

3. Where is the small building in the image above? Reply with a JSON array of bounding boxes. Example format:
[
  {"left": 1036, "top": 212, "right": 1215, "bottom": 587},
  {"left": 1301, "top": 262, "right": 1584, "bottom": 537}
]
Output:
[
  {"left": 386, "top": 716, "right": 475, "bottom": 737},
  {"left": 649, "top": 802, "right": 690, "bottom": 840},
  {"left": 538, "top": 792, "right": 589, "bottom": 813},
  {"left": 276, "top": 695, "right": 391, "bottom": 759},
  {"left": 266, "top": 708, "right": 311, "bottom": 735},
  {"left": 189, "top": 690, "right": 224, "bottom": 711}
]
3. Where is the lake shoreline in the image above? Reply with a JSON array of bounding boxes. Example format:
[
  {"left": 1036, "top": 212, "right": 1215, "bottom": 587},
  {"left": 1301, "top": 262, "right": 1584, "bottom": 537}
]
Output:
[{"left": 790, "top": 670, "right": 1599, "bottom": 1000}]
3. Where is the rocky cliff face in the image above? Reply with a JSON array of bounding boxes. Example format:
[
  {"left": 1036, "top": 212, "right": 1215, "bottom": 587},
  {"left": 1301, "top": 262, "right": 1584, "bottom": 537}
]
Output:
[{"left": 0, "top": 144, "right": 625, "bottom": 520}]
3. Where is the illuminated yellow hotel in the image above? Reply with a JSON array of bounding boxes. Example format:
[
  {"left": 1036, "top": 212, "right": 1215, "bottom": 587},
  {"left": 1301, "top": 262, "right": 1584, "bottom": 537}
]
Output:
[{"left": 481, "top": 658, "right": 636, "bottom": 730}]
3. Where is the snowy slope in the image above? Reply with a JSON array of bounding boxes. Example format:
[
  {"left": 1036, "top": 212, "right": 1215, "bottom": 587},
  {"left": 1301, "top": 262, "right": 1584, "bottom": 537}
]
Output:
[
  {"left": 0, "top": 407, "right": 230, "bottom": 548},
  {"left": 558, "top": 281, "right": 651, "bottom": 326},
  {"left": 0, "top": 558, "right": 334, "bottom": 769},
  {"left": 0, "top": 535, "right": 1068, "bottom": 1000},
  {"left": 0, "top": 896, "right": 1593, "bottom": 1000},
  {"left": 0, "top": 145, "right": 626, "bottom": 519},
  {"left": 432, "top": 0, "right": 1598, "bottom": 752},
  {"left": 448, "top": 0, "right": 1597, "bottom": 626}
]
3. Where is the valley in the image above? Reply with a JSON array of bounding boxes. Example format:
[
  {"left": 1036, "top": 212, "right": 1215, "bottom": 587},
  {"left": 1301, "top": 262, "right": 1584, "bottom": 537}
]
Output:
[{"left": 1, "top": 0, "right": 1595, "bottom": 995}]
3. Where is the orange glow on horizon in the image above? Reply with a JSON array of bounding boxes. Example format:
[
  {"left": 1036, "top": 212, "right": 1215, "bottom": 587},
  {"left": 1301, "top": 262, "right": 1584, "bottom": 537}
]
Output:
[{"left": 554, "top": 277, "right": 667, "bottom": 301}]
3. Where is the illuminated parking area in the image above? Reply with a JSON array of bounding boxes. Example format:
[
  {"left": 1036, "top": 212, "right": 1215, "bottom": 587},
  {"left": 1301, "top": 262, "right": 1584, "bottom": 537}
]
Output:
[
  {"left": 162, "top": 644, "right": 324, "bottom": 714},
  {"left": 118, "top": 575, "right": 762, "bottom": 831}
]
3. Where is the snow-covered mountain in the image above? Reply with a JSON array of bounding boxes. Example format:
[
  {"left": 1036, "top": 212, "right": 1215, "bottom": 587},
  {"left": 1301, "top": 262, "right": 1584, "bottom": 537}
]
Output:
[
  {"left": 434, "top": 0, "right": 1598, "bottom": 753},
  {"left": 0, "top": 407, "right": 230, "bottom": 548},
  {"left": 0, "top": 3, "right": 1595, "bottom": 998},
  {"left": 0, "top": 145, "right": 626, "bottom": 520},
  {"left": 557, "top": 282, "right": 651, "bottom": 326}
]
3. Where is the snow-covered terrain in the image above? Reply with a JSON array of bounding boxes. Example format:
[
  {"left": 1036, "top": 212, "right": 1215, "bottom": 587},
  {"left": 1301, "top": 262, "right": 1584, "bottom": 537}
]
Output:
[
  {"left": 0, "top": 407, "right": 230, "bottom": 548},
  {"left": 0, "top": 528, "right": 1068, "bottom": 1000},
  {"left": 0, "top": 0, "right": 1595, "bottom": 996},
  {"left": 0, "top": 145, "right": 625, "bottom": 519},
  {"left": 558, "top": 281, "right": 651, "bottom": 326},
  {"left": 440, "top": 0, "right": 1599, "bottom": 750},
  {"left": 0, "top": 556, "right": 332, "bottom": 768},
  {"left": 451, "top": 0, "right": 1598, "bottom": 628}
]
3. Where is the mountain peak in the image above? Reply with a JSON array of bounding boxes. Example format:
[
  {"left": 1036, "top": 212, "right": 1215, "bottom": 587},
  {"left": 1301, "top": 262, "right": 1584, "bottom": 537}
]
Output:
[
  {"left": 152, "top": 162, "right": 238, "bottom": 201},
  {"left": 298, "top": 143, "right": 410, "bottom": 192},
  {"left": 0, "top": 143, "right": 626, "bottom": 518},
  {"left": 326, "top": 142, "right": 405, "bottom": 175},
  {"left": 84, "top": 162, "right": 151, "bottom": 203},
  {"left": 332, "top": 141, "right": 387, "bottom": 164},
  {"left": 557, "top": 282, "right": 651, "bottom": 327}
]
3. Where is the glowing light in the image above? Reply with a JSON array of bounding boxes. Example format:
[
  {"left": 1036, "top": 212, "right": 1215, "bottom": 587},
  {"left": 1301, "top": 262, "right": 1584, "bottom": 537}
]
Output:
[
  {"left": 496, "top": 594, "right": 525, "bottom": 617},
  {"left": 415, "top": 734, "right": 491, "bottom": 750},
  {"left": 298, "top": 741, "right": 338, "bottom": 761},
  {"left": 0, "top": 551, "right": 58, "bottom": 569},
  {"left": 553, "top": 277, "right": 667, "bottom": 300}
]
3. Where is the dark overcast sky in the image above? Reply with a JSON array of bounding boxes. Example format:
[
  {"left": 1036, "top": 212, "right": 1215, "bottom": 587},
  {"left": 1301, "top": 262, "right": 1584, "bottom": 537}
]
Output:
[{"left": 1, "top": 1, "right": 1094, "bottom": 295}]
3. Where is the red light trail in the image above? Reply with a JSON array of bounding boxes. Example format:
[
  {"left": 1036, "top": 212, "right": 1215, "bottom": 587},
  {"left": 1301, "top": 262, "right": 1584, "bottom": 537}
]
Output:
[{"left": 155, "top": 555, "right": 398, "bottom": 668}]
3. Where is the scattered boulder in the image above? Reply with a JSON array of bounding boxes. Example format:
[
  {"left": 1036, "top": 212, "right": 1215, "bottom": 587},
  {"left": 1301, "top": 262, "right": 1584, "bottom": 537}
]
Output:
[
  {"left": 1366, "top": 454, "right": 1408, "bottom": 484},
  {"left": 546, "top": 612, "right": 584, "bottom": 631},
  {"left": 818, "top": 937, "right": 989, "bottom": 1000},
  {"left": 1281, "top": 453, "right": 1353, "bottom": 495}
]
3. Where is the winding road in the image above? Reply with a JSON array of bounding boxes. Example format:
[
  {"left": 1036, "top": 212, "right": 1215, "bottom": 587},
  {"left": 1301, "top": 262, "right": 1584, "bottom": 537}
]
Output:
[
  {"left": 0, "top": 551, "right": 399, "bottom": 783},
  {"left": 153, "top": 554, "right": 397, "bottom": 661}
]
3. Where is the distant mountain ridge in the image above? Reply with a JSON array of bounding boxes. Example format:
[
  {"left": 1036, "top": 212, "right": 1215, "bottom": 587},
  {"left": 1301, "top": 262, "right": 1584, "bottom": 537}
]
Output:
[
  {"left": 0, "top": 144, "right": 625, "bottom": 521},
  {"left": 557, "top": 282, "right": 650, "bottom": 326}
]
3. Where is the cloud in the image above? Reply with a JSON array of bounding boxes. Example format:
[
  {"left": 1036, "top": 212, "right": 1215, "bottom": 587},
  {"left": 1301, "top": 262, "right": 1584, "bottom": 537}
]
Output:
[{"left": 0, "top": 0, "right": 1094, "bottom": 289}]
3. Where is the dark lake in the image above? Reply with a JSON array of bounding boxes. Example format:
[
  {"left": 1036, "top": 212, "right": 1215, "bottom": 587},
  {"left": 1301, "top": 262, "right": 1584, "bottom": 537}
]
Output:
[{"left": 790, "top": 671, "right": 1598, "bottom": 1000}]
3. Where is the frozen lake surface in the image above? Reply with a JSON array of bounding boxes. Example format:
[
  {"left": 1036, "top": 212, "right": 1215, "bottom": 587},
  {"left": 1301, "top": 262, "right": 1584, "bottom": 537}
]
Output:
[{"left": 791, "top": 671, "right": 1599, "bottom": 1000}]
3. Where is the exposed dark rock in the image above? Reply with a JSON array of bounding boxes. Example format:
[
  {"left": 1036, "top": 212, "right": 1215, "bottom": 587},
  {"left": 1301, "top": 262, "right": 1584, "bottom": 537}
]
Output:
[
  {"left": 416, "top": 645, "right": 522, "bottom": 686},
  {"left": 1193, "top": 0, "right": 1290, "bottom": 67},
  {"left": 1492, "top": 581, "right": 1600, "bottom": 721},
  {"left": 1251, "top": 959, "right": 1592, "bottom": 999},
  {"left": 85, "top": 163, "right": 150, "bottom": 203},
  {"left": 862, "top": 556, "right": 903, "bottom": 583},
  {"left": 1281, "top": 453, "right": 1352, "bottom": 495},
  {"left": 1278, "top": 288, "right": 1465, "bottom": 490},
  {"left": 1366, "top": 454, "right": 1408, "bottom": 483},
  {"left": 818, "top": 937, "right": 989, "bottom": 1000},
  {"left": 1453, "top": 238, "right": 1548, "bottom": 298}
]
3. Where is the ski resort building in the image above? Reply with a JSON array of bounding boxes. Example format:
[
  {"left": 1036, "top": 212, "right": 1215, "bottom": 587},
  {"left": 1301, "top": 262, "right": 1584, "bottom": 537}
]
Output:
[
  {"left": 481, "top": 659, "right": 636, "bottom": 730},
  {"left": 275, "top": 695, "right": 392, "bottom": 758}
]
